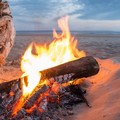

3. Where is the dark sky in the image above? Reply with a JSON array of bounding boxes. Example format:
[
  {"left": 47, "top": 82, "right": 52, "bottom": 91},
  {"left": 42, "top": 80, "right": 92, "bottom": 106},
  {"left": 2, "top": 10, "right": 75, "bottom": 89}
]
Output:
[{"left": 9, "top": 0, "right": 120, "bottom": 31}]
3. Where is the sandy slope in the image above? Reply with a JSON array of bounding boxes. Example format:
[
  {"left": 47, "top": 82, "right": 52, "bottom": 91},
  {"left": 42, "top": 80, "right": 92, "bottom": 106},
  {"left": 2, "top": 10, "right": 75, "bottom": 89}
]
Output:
[{"left": 69, "top": 57, "right": 120, "bottom": 120}]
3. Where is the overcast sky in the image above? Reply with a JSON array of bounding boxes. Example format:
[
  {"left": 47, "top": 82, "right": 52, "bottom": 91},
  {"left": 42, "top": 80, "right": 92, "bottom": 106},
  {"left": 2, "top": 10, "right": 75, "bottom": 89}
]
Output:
[{"left": 8, "top": 0, "right": 120, "bottom": 31}]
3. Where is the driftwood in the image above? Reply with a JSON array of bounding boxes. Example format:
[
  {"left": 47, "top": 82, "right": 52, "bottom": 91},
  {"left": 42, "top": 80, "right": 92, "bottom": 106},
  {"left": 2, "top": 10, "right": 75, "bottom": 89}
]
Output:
[
  {"left": 0, "top": 56, "right": 99, "bottom": 93},
  {"left": 0, "top": 1, "right": 15, "bottom": 64}
]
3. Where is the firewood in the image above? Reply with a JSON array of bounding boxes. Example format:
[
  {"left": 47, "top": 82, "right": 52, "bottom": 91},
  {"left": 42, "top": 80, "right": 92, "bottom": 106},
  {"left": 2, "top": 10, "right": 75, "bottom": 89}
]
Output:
[
  {"left": 0, "top": 1, "right": 15, "bottom": 64},
  {"left": 23, "top": 85, "right": 48, "bottom": 109},
  {"left": 11, "top": 85, "right": 48, "bottom": 117},
  {"left": 40, "top": 56, "right": 99, "bottom": 80},
  {"left": 0, "top": 56, "right": 99, "bottom": 92}
]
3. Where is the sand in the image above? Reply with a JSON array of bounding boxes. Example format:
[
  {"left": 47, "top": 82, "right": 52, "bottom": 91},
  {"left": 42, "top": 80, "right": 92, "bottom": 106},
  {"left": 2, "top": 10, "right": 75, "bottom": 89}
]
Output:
[
  {"left": 1, "top": 33, "right": 120, "bottom": 120},
  {"left": 69, "top": 57, "right": 120, "bottom": 120}
]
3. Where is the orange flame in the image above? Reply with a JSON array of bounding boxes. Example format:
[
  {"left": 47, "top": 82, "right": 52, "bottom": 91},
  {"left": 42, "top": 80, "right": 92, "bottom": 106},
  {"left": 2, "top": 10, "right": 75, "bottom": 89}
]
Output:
[
  {"left": 21, "top": 16, "right": 85, "bottom": 96},
  {"left": 12, "top": 16, "right": 86, "bottom": 115}
]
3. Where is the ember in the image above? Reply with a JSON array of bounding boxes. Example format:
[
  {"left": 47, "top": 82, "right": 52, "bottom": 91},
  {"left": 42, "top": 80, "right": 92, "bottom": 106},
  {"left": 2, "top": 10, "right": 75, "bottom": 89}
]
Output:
[{"left": 0, "top": 16, "right": 99, "bottom": 119}]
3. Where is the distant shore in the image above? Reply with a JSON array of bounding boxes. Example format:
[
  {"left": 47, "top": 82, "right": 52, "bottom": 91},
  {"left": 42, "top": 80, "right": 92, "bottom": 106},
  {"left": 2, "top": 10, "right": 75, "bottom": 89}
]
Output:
[
  {"left": 7, "top": 33, "right": 120, "bottom": 61},
  {"left": 16, "top": 31, "right": 120, "bottom": 36}
]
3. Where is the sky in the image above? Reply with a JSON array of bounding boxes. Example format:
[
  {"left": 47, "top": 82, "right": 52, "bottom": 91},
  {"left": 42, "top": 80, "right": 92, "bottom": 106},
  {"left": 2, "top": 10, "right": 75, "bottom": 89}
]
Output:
[{"left": 8, "top": 0, "right": 120, "bottom": 31}]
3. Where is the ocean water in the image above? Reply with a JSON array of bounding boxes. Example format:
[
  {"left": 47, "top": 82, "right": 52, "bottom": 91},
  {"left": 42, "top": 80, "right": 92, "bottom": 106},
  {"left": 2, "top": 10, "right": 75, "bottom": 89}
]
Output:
[{"left": 16, "top": 31, "right": 120, "bottom": 35}]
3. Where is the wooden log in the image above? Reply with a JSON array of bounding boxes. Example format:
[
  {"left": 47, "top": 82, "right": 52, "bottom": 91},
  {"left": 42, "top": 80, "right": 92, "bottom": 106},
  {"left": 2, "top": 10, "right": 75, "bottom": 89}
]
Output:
[
  {"left": 0, "top": 56, "right": 99, "bottom": 83},
  {"left": 40, "top": 56, "right": 99, "bottom": 80},
  {"left": 0, "top": 1, "right": 16, "bottom": 64},
  {"left": 0, "top": 56, "right": 99, "bottom": 92}
]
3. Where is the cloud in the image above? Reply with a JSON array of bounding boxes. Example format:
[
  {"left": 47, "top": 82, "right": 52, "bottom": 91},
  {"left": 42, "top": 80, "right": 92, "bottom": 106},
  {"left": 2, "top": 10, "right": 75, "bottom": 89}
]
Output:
[
  {"left": 69, "top": 15, "right": 120, "bottom": 31},
  {"left": 8, "top": 0, "right": 84, "bottom": 30},
  {"left": 8, "top": 0, "right": 120, "bottom": 31}
]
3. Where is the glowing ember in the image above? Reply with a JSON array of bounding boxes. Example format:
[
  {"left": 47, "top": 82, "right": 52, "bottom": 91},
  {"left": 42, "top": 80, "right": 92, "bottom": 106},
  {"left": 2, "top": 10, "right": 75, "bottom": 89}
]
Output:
[{"left": 12, "top": 16, "right": 86, "bottom": 115}]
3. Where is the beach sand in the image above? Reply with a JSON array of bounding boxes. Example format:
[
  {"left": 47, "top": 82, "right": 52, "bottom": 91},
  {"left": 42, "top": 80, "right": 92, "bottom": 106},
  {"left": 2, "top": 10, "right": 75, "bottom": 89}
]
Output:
[{"left": 2, "top": 34, "right": 120, "bottom": 120}]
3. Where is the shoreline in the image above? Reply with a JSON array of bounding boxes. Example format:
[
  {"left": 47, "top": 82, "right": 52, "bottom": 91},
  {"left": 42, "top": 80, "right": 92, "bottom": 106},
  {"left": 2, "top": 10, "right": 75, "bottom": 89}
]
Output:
[{"left": 16, "top": 33, "right": 120, "bottom": 38}]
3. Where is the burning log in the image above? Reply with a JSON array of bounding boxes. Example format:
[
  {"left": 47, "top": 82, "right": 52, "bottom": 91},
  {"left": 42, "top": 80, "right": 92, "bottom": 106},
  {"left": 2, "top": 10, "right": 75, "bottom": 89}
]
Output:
[
  {"left": 0, "top": 1, "right": 16, "bottom": 64},
  {"left": 0, "top": 56, "right": 99, "bottom": 93},
  {"left": 40, "top": 56, "right": 99, "bottom": 80}
]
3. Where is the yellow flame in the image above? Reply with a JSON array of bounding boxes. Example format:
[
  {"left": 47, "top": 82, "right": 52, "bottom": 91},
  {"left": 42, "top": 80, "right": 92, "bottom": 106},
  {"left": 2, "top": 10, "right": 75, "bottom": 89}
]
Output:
[
  {"left": 21, "top": 16, "right": 85, "bottom": 96},
  {"left": 12, "top": 16, "right": 86, "bottom": 116}
]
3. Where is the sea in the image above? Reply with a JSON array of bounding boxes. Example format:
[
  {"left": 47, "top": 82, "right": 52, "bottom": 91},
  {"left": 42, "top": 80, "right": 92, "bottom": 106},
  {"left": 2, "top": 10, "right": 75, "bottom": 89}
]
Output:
[{"left": 16, "top": 31, "right": 120, "bottom": 36}]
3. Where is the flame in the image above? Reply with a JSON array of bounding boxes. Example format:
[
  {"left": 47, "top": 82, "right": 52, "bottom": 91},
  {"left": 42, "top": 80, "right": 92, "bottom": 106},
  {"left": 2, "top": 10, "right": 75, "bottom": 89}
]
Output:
[
  {"left": 12, "top": 16, "right": 86, "bottom": 115},
  {"left": 21, "top": 16, "right": 85, "bottom": 96}
]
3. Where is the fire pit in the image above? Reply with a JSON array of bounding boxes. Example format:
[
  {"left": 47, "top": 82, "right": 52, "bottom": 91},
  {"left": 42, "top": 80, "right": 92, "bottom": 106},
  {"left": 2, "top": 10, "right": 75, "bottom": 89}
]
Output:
[{"left": 0, "top": 17, "right": 99, "bottom": 120}]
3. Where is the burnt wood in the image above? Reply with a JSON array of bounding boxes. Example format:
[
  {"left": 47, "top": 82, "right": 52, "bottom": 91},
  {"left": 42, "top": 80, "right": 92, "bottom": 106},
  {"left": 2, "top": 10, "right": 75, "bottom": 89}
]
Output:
[
  {"left": 0, "top": 79, "right": 20, "bottom": 93},
  {"left": 23, "top": 85, "right": 48, "bottom": 109}
]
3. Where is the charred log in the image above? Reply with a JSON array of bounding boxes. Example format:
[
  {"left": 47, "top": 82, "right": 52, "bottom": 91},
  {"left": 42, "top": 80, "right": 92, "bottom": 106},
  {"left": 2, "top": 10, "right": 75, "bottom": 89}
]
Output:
[
  {"left": 69, "top": 85, "right": 90, "bottom": 107},
  {"left": 23, "top": 85, "right": 48, "bottom": 109}
]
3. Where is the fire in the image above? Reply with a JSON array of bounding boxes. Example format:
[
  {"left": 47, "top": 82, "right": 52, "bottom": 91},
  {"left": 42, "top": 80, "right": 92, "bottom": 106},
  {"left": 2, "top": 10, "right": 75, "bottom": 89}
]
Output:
[
  {"left": 12, "top": 16, "right": 86, "bottom": 115},
  {"left": 21, "top": 16, "right": 85, "bottom": 96}
]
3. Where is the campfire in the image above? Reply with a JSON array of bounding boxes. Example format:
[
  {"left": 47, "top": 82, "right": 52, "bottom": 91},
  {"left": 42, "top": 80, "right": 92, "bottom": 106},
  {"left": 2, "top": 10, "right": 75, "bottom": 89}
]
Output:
[{"left": 0, "top": 17, "right": 99, "bottom": 119}]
